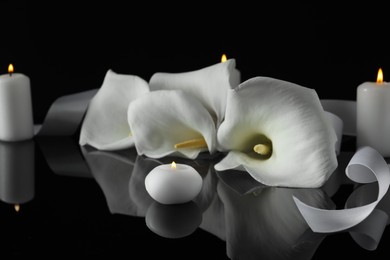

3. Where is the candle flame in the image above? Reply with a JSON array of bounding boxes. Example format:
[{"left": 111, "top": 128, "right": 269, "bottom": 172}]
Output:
[
  {"left": 221, "top": 54, "right": 227, "bottom": 63},
  {"left": 377, "top": 68, "right": 383, "bottom": 84},
  {"left": 14, "top": 204, "right": 20, "bottom": 212},
  {"left": 8, "top": 64, "right": 14, "bottom": 76},
  {"left": 171, "top": 161, "right": 177, "bottom": 169}
]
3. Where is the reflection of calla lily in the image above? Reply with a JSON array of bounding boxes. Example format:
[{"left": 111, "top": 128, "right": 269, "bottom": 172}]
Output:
[
  {"left": 128, "top": 156, "right": 159, "bottom": 217},
  {"left": 81, "top": 146, "right": 139, "bottom": 215},
  {"left": 127, "top": 90, "right": 216, "bottom": 159},
  {"left": 199, "top": 192, "right": 226, "bottom": 241},
  {"left": 217, "top": 181, "right": 333, "bottom": 260},
  {"left": 149, "top": 59, "right": 240, "bottom": 126},
  {"left": 215, "top": 77, "right": 338, "bottom": 188},
  {"left": 79, "top": 69, "right": 149, "bottom": 151}
]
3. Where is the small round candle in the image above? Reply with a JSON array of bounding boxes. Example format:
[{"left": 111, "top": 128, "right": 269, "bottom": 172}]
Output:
[
  {"left": 145, "top": 161, "right": 203, "bottom": 205},
  {"left": 0, "top": 64, "right": 34, "bottom": 141},
  {"left": 357, "top": 68, "right": 390, "bottom": 157}
]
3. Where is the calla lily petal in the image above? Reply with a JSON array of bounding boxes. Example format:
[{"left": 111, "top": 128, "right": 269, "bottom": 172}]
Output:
[
  {"left": 215, "top": 77, "right": 338, "bottom": 188},
  {"left": 127, "top": 90, "right": 216, "bottom": 159},
  {"left": 79, "top": 70, "right": 149, "bottom": 150},
  {"left": 149, "top": 59, "right": 240, "bottom": 125}
]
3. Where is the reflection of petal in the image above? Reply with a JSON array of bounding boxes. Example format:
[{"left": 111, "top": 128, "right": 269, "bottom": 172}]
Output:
[
  {"left": 82, "top": 147, "right": 139, "bottom": 215},
  {"left": 128, "top": 156, "right": 157, "bottom": 217},
  {"left": 217, "top": 181, "right": 332, "bottom": 260},
  {"left": 193, "top": 165, "right": 219, "bottom": 213},
  {"left": 216, "top": 168, "right": 265, "bottom": 195},
  {"left": 198, "top": 194, "right": 226, "bottom": 241},
  {"left": 128, "top": 90, "right": 216, "bottom": 159},
  {"left": 79, "top": 69, "right": 149, "bottom": 151},
  {"left": 215, "top": 77, "right": 337, "bottom": 188},
  {"left": 149, "top": 59, "right": 239, "bottom": 125}
]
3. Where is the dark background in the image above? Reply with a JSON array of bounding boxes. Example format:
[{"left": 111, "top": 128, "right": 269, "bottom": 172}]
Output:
[
  {"left": 1, "top": 2, "right": 390, "bottom": 258},
  {"left": 1, "top": 1, "right": 389, "bottom": 123}
]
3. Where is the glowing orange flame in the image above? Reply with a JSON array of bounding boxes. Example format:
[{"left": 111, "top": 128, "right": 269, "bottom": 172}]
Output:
[
  {"left": 377, "top": 68, "right": 384, "bottom": 84},
  {"left": 8, "top": 64, "right": 14, "bottom": 76},
  {"left": 221, "top": 54, "right": 227, "bottom": 63}
]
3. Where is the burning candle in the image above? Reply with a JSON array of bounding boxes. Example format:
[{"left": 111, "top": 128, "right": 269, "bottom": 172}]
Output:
[
  {"left": 0, "top": 64, "right": 34, "bottom": 141},
  {"left": 145, "top": 161, "right": 203, "bottom": 204},
  {"left": 357, "top": 68, "right": 390, "bottom": 157}
]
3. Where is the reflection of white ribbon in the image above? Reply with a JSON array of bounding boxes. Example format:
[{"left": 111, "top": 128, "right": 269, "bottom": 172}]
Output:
[
  {"left": 295, "top": 99, "right": 390, "bottom": 233},
  {"left": 349, "top": 209, "right": 388, "bottom": 251}
]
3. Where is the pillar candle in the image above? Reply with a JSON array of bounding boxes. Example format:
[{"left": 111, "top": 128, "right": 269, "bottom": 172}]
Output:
[
  {"left": 357, "top": 68, "right": 390, "bottom": 156},
  {"left": 0, "top": 64, "right": 34, "bottom": 141}
]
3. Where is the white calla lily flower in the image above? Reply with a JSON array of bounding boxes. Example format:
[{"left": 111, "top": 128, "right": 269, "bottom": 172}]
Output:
[
  {"left": 149, "top": 59, "right": 240, "bottom": 126},
  {"left": 79, "top": 70, "right": 149, "bottom": 150},
  {"left": 127, "top": 90, "right": 216, "bottom": 159},
  {"left": 215, "top": 77, "right": 338, "bottom": 188}
]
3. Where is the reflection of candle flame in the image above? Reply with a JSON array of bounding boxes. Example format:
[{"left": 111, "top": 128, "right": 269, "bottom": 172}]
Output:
[
  {"left": 171, "top": 161, "right": 177, "bottom": 169},
  {"left": 8, "top": 64, "right": 14, "bottom": 76},
  {"left": 221, "top": 54, "right": 227, "bottom": 63},
  {"left": 14, "top": 204, "right": 20, "bottom": 212},
  {"left": 377, "top": 68, "right": 383, "bottom": 84}
]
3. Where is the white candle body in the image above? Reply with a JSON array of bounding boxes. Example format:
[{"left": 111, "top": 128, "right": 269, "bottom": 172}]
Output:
[
  {"left": 357, "top": 82, "right": 390, "bottom": 156},
  {"left": 145, "top": 163, "right": 203, "bottom": 205},
  {"left": 0, "top": 73, "right": 34, "bottom": 141}
]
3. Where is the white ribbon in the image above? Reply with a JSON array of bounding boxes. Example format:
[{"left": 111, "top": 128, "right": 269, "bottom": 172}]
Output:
[
  {"left": 321, "top": 99, "right": 357, "bottom": 136},
  {"left": 293, "top": 100, "right": 390, "bottom": 233}
]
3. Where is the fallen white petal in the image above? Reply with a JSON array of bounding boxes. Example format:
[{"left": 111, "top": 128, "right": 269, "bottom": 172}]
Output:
[
  {"left": 293, "top": 146, "right": 390, "bottom": 233},
  {"left": 79, "top": 69, "right": 149, "bottom": 150},
  {"left": 127, "top": 90, "right": 216, "bottom": 159},
  {"left": 215, "top": 77, "right": 338, "bottom": 188},
  {"left": 149, "top": 59, "right": 239, "bottom": 125}
]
